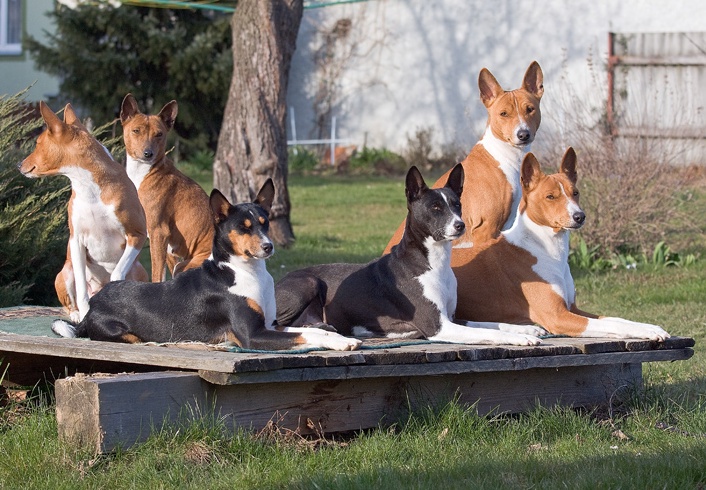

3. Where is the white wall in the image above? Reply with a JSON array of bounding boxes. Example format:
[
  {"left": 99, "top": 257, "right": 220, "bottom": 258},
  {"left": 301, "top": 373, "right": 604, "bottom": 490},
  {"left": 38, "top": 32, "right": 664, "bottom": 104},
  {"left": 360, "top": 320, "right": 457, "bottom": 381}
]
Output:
[
  {"left": 0, "top": 0, "right": 60, "bottom": 100},
  {"left": 287, "top": 0, "right": 706, "bottom": 154}
]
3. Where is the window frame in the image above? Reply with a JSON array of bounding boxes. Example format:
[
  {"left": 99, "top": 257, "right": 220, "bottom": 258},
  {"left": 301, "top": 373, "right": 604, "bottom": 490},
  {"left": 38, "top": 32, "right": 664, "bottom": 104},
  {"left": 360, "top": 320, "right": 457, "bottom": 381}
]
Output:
[{"left": 0, "top": 0, "right": 22, "bottom": 56}]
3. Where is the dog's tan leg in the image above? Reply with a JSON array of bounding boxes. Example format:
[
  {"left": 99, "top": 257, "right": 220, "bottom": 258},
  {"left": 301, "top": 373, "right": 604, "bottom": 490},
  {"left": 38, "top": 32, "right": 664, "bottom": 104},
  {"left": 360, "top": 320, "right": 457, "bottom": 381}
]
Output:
[
  {"left": 55, "top": 261, "right": 79, "bottom": 322},
  {"left": 148, "top": 229, "right": 169, "bottom": 282},
  {"left": 172, "top": 252, "right": 210, "bottom": 276}
]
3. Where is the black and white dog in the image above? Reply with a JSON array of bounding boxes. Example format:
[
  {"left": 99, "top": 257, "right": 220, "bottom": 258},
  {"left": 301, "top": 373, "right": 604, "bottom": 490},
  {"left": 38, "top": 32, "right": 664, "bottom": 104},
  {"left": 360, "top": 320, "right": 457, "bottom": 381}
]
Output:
[
  {"left": 52, "top": 180, "right": 361, "bottom": 351},
  {"left": 275, "top": 165, "right": 541, "bottom": 345}
]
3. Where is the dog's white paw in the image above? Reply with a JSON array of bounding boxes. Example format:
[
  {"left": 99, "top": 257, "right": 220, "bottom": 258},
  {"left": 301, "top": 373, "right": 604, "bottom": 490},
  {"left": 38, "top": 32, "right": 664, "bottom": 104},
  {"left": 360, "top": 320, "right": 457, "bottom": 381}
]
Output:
[
  {"left": 69, "top": 310, "right": 81, "bottom": 323},
  {"left": 320, "top": 331, "right": 362, "bottom": 351},
  {"left": 300, "top": 329, "right": 362, "bottom": 351},
  {"left": 640, "top": 325, "right": 671, "bottom": 342},
  {"left": 52, "top": 319, "right": 76, "bottom": 338},
  {"left": 498, "top": 323, "right": 548, "bottom": 337},
  {"left": 510, "top": 333, "right": 542, "bottom": 346}
]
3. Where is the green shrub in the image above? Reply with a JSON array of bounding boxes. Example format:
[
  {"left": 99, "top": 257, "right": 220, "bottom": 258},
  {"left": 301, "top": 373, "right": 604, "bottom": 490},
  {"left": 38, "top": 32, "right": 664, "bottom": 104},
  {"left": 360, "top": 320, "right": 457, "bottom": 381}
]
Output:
[
  {"left": 0, "top": 92, "right": 70, "bottom": 307},
  {"left": 288, "top": 146, "right": 319, "bottom": 174},
  {"left": 349, "top": 146, "right": 407, "bottom": 175}
]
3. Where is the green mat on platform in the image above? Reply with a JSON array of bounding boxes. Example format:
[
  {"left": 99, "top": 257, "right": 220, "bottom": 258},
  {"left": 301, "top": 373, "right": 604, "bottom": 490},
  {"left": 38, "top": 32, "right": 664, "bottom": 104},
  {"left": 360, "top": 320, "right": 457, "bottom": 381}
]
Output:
[{"left": 0, "top": 306, "right": 65, "bottom": 337}]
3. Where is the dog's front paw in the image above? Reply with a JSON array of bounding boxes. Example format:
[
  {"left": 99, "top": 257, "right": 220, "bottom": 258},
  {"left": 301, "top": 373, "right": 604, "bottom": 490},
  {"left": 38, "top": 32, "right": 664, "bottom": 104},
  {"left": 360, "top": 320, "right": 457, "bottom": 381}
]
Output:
[
  {"left": 643, "top": 325, "right": 671, "bottom": 342},
  {"left": 508, "top": 333, "right": 542, "bottom": 346},
  {"left": 305, "top": 322, "right": 338, "bottom": 333},
  {"left": 498, "top": 323, "right": 549, "bottom": 337},
  {"left": 319, "top": 331, "right": 362, "bottom": 351}
]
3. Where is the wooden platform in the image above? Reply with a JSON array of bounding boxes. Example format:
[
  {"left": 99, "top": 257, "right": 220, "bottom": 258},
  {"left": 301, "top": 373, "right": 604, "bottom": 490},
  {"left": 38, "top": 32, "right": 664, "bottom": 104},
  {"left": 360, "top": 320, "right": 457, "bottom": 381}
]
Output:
[{"left": 0, "top": 315, "right": 695, "bottom": 453}]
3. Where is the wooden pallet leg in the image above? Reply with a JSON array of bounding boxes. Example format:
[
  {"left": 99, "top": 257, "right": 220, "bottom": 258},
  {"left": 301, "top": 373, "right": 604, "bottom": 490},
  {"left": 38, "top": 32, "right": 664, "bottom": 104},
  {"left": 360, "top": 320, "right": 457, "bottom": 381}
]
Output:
[{"left": 55, "top": 371, "right": 209, "bottom": 454}]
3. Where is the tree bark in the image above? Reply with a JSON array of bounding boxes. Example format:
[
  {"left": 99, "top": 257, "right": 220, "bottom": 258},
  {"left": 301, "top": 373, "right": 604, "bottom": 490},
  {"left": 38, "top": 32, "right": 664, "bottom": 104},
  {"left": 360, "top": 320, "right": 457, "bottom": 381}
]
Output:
[{"left": 213, "top": 0, "right": 302, "bottom": 247}]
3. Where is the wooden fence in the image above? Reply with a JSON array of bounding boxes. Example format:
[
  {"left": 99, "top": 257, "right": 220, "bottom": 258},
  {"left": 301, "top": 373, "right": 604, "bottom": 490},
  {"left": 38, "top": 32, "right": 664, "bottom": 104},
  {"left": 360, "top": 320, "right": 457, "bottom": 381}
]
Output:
[{"left": 608, "top": 32, "right": 706, "bottom": 165}]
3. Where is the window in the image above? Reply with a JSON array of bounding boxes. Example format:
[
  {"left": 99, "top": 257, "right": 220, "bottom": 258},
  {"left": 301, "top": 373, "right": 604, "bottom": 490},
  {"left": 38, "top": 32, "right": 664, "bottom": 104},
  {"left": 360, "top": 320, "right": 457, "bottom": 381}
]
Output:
[{"left": 0, "top": 0, "right": 21, "bottom": 55}]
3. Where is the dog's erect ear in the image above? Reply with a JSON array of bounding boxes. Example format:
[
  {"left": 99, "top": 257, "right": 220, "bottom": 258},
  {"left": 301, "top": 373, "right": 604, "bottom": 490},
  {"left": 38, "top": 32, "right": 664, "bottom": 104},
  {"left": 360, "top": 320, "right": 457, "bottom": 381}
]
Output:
[
  {"left": 63, "top": 103, "right": 87, "bottom": 131},
  {"left": 478, "top": 68, "right": 504, "bottom": 107},
  {"left": 39, "top": 101, "right": 64, "bottom": 135},
  {"left": 521, "top": 153, "right": 543, "bottom": 191},
  {"left": 120, "top": 93, "right": 140, "bottom": 124},
  {"left": 158, "top": 100, "right": 178, "bottom": 131},
  {"left": 445, "top": 163, "right": 464, "bottom": 199},
  {"left": 209, "top": 188, "right": 233, "bottom": 224},
  {"left": 405, "top": 166, "right": 427, "bottom": 202},
  {"left": 522, "top": 61, "right": 544, "bottom": 99},
  {"left": 560, "top": 147, "right": 578, "bottom": 184},
  {"left": 254, "top": 178, "right": 275, "bottom": 215}
]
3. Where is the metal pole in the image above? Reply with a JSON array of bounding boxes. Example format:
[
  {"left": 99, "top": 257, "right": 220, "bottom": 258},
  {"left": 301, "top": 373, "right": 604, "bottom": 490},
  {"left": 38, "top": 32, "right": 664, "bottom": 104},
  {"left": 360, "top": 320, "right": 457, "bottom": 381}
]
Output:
[{"left": 330, "top": 116, "right": 337, "bottom": 166}]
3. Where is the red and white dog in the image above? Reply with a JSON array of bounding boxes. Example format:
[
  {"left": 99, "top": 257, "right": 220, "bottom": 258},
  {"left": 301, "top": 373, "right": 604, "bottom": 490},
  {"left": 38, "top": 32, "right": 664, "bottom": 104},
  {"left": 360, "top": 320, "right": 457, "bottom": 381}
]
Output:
[
  {"left": 384, "top": 61, "right": 544, "bottom": 253},
  {"left": 458, "top": 148, "right": 670, "bottom": 340},
  {"left": 18, "top": 102, "right": 148, "bottom": 321}
]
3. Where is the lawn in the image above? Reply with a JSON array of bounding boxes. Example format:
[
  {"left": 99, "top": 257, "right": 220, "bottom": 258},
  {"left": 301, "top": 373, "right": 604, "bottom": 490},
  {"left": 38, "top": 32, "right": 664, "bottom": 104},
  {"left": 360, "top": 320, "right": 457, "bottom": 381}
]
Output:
[{"left": 1, "top": 169, "right": 705, "bottom": 489}]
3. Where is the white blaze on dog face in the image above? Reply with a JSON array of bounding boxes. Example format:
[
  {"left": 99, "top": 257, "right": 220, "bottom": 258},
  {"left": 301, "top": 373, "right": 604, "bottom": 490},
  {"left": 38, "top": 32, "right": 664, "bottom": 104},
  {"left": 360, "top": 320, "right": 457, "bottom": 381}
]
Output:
[
  {"left": 479, "top": 62, "right": 543, "bottom": 148},
  {"left": 521, "top": 150, "right": 584, "bottom": 233}
]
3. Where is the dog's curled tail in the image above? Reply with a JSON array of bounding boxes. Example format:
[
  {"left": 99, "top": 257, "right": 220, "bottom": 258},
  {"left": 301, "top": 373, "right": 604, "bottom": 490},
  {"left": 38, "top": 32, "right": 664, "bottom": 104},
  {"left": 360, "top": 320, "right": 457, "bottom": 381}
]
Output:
[{"left": 51, "top": 319, "right": 85, "bottom": 339}]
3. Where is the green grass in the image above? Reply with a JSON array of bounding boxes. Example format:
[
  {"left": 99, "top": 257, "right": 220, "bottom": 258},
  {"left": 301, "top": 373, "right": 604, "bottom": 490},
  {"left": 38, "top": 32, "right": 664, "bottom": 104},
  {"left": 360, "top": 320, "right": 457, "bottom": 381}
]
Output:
[{"left": 2, "top": 171, "right": 705, "bottom": 489}]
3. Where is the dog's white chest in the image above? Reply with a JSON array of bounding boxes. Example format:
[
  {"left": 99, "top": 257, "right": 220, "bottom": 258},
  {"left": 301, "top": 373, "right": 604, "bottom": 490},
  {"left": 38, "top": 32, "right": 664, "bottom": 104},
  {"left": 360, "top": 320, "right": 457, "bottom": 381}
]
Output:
[
  {"left": 479, "top": 128, "right": 526, "bottom": 230},
  {"left": 125, "top": 155, "right": 152, "bottom": 191},
  {"left": 417, "top": 238, "right": 456, "bottom": 317},
  {"left": 226, "top": 260, "right": 276, "bottom": 328},
  {"left": 64, "top": 167, "right": 127, "bottom": 267},
  {"left": 506, "top": 215, "right": 576, "bottom": 308}
]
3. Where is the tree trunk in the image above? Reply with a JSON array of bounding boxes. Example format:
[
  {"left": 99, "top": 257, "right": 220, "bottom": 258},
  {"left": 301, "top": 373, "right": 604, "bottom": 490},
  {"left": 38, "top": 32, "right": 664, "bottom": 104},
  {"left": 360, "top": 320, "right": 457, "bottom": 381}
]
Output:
[{"left": 213, "top": 0, "right": 303, "bottom": 247}]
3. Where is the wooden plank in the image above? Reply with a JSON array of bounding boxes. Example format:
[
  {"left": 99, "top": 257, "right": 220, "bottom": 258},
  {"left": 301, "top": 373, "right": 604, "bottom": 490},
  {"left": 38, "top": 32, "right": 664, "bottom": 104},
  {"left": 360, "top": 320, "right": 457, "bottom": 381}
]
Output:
[
  {"left": 199, "top": 347, "right": 693, "bottom": 385},
  {"left": 0, "top": 333, "right": 695, "bottom": 386},
  {"left": 57, "top": 362, "right": 644, "bottom": 453}
]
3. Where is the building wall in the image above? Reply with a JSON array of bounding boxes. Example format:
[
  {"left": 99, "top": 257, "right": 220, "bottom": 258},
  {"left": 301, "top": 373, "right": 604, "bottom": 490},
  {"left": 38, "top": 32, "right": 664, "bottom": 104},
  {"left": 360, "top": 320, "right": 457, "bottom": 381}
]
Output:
[
  {"left": 287, "top": 0, "right": 706, "bottom": 155},
  {"left": 0, "top": 0, "right": 59, "bottom": 100}
]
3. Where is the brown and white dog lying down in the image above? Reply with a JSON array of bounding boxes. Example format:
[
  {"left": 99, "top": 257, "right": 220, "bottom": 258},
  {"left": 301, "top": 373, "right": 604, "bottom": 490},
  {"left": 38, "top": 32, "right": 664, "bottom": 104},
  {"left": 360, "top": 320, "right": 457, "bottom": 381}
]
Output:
[{"left": 457, "top": 148, "right": 670, "bottom": 341}]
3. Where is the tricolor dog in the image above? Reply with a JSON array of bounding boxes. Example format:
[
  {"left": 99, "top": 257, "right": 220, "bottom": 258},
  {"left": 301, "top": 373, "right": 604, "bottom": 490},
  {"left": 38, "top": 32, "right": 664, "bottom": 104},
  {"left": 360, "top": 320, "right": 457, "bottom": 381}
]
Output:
[
  {"left": 275, "top": 165, "right": 541, "bottom": 346},
  {"left": 51, "top": 181, "right": 361, "bottom": 351},
  {"left": 457, "top": 148, "right": 671, "bottom": 340},
  {"left": 18, "top": 102, "right": 148, "bottom": 322},
  {"left": 383, "top": 62, "right": 544, "bottom": 321},
  {"left": 120, "top": 94, "right": 214, "bottom": 282}
]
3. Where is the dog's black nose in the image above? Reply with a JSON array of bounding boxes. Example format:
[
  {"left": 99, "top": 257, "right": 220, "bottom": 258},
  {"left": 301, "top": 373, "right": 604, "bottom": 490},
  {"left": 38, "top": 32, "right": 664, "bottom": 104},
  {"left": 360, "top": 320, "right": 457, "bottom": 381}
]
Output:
[
  {"left": 517, "top": 129, "right": 531, "bottom": 142},
  {"left": 454, "top": 221, "right": 465, "bottom": 233},
  {"left": 262, "top": 242, "right": 273, "bottom": 254},
  {"left": 573, "top": 212, "right": 586, "bottom": 225},
  {"left": 143, "top": 149, "right": 153, "bottom": 159}
]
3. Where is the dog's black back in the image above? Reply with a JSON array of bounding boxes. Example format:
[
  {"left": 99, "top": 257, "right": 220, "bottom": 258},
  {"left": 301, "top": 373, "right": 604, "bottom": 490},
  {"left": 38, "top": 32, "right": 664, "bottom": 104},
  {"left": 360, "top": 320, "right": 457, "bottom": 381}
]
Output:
[
  {"left": 275, "top": 165, "right": 465, "bottom": 338},
  {"left": 51, "top": 182, "right": 294, "bottom": 348}
]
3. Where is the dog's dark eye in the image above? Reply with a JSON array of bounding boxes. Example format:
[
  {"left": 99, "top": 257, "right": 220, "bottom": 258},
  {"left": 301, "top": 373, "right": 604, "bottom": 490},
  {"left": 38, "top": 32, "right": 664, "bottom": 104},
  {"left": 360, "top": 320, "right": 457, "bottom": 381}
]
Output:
[
  {"left": 573, "top": 190, "right": 579, "bottom": 197},
  {"left": 132, "top": 128, "right": 140, "bottom": 134},
  {"left": 526, "top": 106, "right": 534, "bottom": 114},
  {"left": 500, "top": 111, "right": 508, "bottom": 117},
  {"left": 546, "top": 194, "right": 555, "bottom": 200},
  {"left": 156, "top": 132, "right": 163, "bottom": 138},
  {"left": 432, "top": 202, "right": 442, "bottom": 211}
]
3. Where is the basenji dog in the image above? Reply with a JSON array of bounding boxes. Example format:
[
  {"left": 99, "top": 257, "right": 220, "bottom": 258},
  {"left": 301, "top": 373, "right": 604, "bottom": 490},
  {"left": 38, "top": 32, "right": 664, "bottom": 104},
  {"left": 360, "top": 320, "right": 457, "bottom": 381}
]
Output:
[
  {"left": 120, "top": 94, "right": 214, "bottom": 282},
  {"left": 51, "top": 181, "right": 362, "bottom": 351},
  {"left": 383, "top": 61, "right": 544, "bottom": 252},
  {"left": 456, "top": 148, "right": 670, "bottom": 341},
  {"left": 18, "top": 102, "right": 148, "bottom": 322},
  {"left": 275, "top": 165, "right": 541, "bottom": 346}
]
